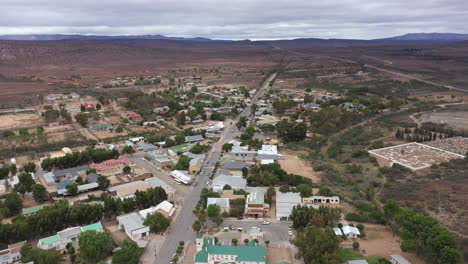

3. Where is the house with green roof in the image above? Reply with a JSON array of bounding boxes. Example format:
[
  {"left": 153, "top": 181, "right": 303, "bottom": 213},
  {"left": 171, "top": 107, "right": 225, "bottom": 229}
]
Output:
[
  {"left": 195, "top": 237, "right": 266, "bottom": 264},
  {"left": 168, "top": 144, "right": 190, "bottom": 156},
  {"left": 22, "top": 204, "right": 47, "bottom": 216},
  {"left": 37, "top": 222, "right": 104, "bottom": 250},
  {"left": 81, "top": 222, "right": 103, "bottom": 232}
]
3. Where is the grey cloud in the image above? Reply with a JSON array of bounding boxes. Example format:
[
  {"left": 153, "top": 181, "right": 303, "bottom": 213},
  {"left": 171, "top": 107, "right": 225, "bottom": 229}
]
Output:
[{"left": 0, "top": 0, "right": 467, "bottom": 39}]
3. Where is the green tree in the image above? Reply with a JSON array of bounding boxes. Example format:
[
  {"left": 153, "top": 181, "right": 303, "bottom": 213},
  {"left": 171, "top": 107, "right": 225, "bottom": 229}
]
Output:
[
  {"left": 296, "top": 184, "right": 312, "bottom": 198},
  {"left": 192, "top": 220, "right": 202, "bottom": 232},
  {"left": 112, "top": 240, "right": 143, "bottom": 264},
  {"left": 207, "top": 204, "right": 221, "bottom": 218},
  {"left": 144, "top": 212, "right": 171, "bottom": 233},
  {"left": 173, "top": 155, "right": 191, "bottom": 170},
  {"left": 222, "top": 143, "right": 234, "bottom": 152},
  {"left": 294, "top": 226, "right": 343, "bottom": 264},
  {"left": 123, "top": 165, "right": 131, "bottom": 174},
  {"left": 66, "top": 183, "right": 79, "bottom": 196},
  {"left": 75, "top": 113, "right": 89, "bottom": 127},
  {"left": 352, "top": 241, "right": 360, "bottom": 250},
  {"left": 23, "top": 162, "right": 37, "bottom": 173},
  {"left": 16, "top": 172, "right": 34, "bottom": 194},
  {"left": 175, "top": 134, "right": 186, "bottom": 145},
  {"left": 21, "top": 244, "right": 62, "bottom": 264},
  {"left": 3, "top": 191, "right": 23, "bottom": 216},
  {"left": 121, "top": 146, "right": 135, "bottom": 154},
  {"left": 231, "top": 238, "right": 238, "bottom": 246},
  {"left": 32, "top": 184, "right": 49, "bottom": 202},
  {"left": 9, "top": 164, "right": 17, "bottom": 175},
  {"left": 97, "top": 175, "right": 111, "bottom": 190},
  {"left": 78, "top": 231, "right": 114, "bottom": 263},
  {"left": 44, "top": 109, "right": 60, "bottom": 123}
]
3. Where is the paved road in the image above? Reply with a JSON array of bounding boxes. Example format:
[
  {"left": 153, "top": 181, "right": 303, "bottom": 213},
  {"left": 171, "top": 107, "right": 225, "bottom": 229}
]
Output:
[
  {"left": 151, "top": 72, "right": 277, "bottom": 264},
  {"left": 218, "top": 219, "right": 292, "bottom": 245}
]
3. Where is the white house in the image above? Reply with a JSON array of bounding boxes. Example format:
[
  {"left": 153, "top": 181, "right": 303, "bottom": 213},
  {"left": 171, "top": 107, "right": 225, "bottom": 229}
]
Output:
[
  {"left": 341, "top": 225, "right": 360, "bottom": 239},
  {"left": 116, "top": 213, "right": 150, "bottom": 248},
  {"left": 391, "top": 254, "right": 412, "bottom": 264},
  {"left": 170, "top": 170, "right": 192, "bottom": 185}
]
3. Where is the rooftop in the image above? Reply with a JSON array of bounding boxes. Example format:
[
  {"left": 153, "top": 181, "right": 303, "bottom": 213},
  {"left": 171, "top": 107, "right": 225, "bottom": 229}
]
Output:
[
  {"left": 195, "top": 238, "right": 266, "bottom": 263},
  {"left": 39, "top": 234, "right": 60, "bottom": 245},
  {"left": 81, "top": 222, "right": 103, "bottom": 232},
  {"left": 247, "top": 188, "right": 265, "bottom": 205},
  {"left": 22, "top": 204, "right": 47, "bottom": 215}
]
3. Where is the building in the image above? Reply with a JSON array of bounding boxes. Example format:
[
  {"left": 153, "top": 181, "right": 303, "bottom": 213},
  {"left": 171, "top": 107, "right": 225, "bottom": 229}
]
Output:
[
  {"left": 168, "top": 144, "right": 190, "bottom": 156},
  {"left": 348, "top": 260, "right": 369, "bottom": 264},
  {"left": 207, "top": 198, "right": 230, "bottom": 213},
  {"left": 245, "top": 188, "right": 267, "bottom": 218},
  {"left": 186, "top": 135, "right": 204, "bottom": 143},
  {"left": 145, "top": 177, "right": 176, "bottom": 197},
  {"left": 138, "top": 200, "right": 176, "bottom": 219},
  {"left": 0, "top": 241, "right": 26, "bottom": 264},
  {"left": 89, "top": 157, "right": 132, "bottom": 172},
  {"left": 22, "top": 204, "right": 47, "bottom": 216},
  {"left": 89, "top": 123, "right": 113, "bottom": 132},
  {"left": 86, "top": 172, "right": 99, "bottom": 183},
  {"left": 137, "top": 143, "right": 157, "bottom": 152},
  {"left": 276, "top": 191, "right": 302, "bottom": 221},
  {"left": 341, "top": 225, "right": 360, "bottom": 239},
  {"left": 110, "top": 181, "right": 151, "bottom": 199},
  {"left": 211, "top": 175, "right": 247, "bottom": 193},
  {"left": 391, "top": 254, "right": 412, "bottom": 264},
  {"left": 304, "top": 103, "right": 320, "bottom": 111},
  {"left": 195, "top": 237, "right": 266, "bottom": 264},
  {"left": 226, "top": 146, "right": 258, "bottom": 161},
  {"left": 46, "top": 165, "right": 89, "bottom": 182},
  {"left": 223, "top": 162, "right": 254, "bottom": 171},
  {"left": 170, "top": 170, "right": 192, "bottom": 185},
  {"left": 302, "top": 195, "right": 340, "bottom": 204},
  {"left": 145, "top": 151, "right": 174, "bottom": 169},
  {"left": 333, "top": 227, "right": 343, "bottom": 236},
  {"left": 257, "top": 144, "right": 284, "bottom": 164},
  {"left": 189, "top": 157, "right": 203, "bottom": 174},
  {"left": 37, "top": 222, "right": 103, "bottom": 250},
  {"left": 249, "top": 227, "right": 264, "bottom": 240}
]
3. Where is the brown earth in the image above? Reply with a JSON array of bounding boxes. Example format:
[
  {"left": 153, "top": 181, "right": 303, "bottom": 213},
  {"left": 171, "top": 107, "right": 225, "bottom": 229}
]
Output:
[
  {"left": 0, "top": 113, "right": 45, "bottom": 130},
  {"left": 279, "top": 151, "right": 320, "bottom": 182}
]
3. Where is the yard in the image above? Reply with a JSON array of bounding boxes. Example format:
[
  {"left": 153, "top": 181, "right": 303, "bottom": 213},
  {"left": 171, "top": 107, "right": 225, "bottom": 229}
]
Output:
[{"left": 279, "top": 151, "right": 320, "bottom": 182}]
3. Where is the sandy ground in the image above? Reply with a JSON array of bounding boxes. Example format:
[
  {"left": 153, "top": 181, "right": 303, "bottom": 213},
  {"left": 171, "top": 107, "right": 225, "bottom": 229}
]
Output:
[
  {"left": 93, "top": 130, "right": 128, "bottom": 139},
  {"left": 267, "top": 247, "right": 292, "bottom": 264},
  {"left": 417, "top": 111, "right": 468, "bottom": 130},
  {"left": 0, "top": 113, "right": 45, "bottom": 130},
  {"left": 279, "top": 151, "right": 320, "bottom": 182},
  {"left": 356, "top": 224, "right": 424, "bottom": 264}
]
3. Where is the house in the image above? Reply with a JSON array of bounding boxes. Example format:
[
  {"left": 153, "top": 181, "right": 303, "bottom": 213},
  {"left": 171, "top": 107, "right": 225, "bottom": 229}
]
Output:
[
  {"left": 138, "top": 200, "right": 176, "bottom": 219},
  {"left": 170, "top": 170, "right": 192, "bottom": 185},
  {"left": 145, "top": 151, "right": 174, "bottom": 169},
  {"left": 348, "top": 260, "right": 369, "bottom": 264},
  {"left": 0, "top": 241, "right": 26, "bottom": 264},
  {"left": 302, "top": 195, "right": 340, "bottom": 204},
  {"left": 207, "top": 198, "right": 230, "bottom": 213},
  {"left": 116, "top": 213, "right": 150, "bottom": 248},
  {"left": 37, "top": 222, "right": 103, "bottom": 250},
  {"left": 22, "top": 204, "right": 47, "bottom": 216},
  {"left": 62, "top": 147, "right": 73, "bottom": 154},
  {"left": 111, "top": 181, "right": 151, "bottom": 200},
  {"left": 129, "top": 137, "right": 145, "bottom": 143},
  {"left": 223, "top": 162, "right": 254, "bottom": 171},
  {"left": 276, "top": 191, "right": 302, "bottom": 221},
  {"left": 391, "top": 254, "right": 412, "bottom": 264},
  {"left": 77, "top": 182, "right": 99, "bottom": 193},
  {"left": 342, "top": 225, "right": 360, "bottom": 239},
  {"left": 195, "top": 237, "right": 266, "bottom": 264},
  {"left": 191, "top": 119, "right": 204, "bottom": 125},
  {"left": 186, "top": 135, "right": 204, "bottom": 143},
  {"left": 56, "top": 179, "right": 74, "bottom": 195},
  {"left": 304, "top": 103, "right": 320, "bottom": 111},
  {"left": 126, "top": 112, "right": 142, "bottom": 119},
  {"left": 226, "top": 146, "right": 258, "bottom": 161},
  {"left": 245, "top": 188, "right": 267, "bottom": 218},
  {"left": 168, "top": 144, "right": 190, "bottom": 156},
  {"left": 86, "top": 172, "right": 99, "bottom": 183},
  {"left": 49, "top": 165, "right": 89, "bottom": 180},
  {"left": 333, "top": 227, "right": 343, "bottom": 236},
  {"left": 89, "top": 157, "right": 132, "bottom": 172},
  {"left": 137, "top": 143, "right": 157, "bottom": 152},
  {"left": 89, "top": 123, "right": 113, "bottom": 132},
  {"left": 189, "top": 157, "right": 203, "bottom": 174},
  {"left": 211, "top": 175, "right": 247, "bottom": 193},
  {"left": 257, "top": 144, "right": 284, "bottom": 164}
]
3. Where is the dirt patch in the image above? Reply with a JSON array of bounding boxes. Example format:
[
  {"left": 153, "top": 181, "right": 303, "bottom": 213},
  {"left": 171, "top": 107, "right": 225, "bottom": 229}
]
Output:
[
  {"left": 357, "top": 226, "right": 424, "bottom": 264},
  {"left": 417, "top": 111, "right": 468, "bottom": 130},
  {"left": 267, "top": 247, "right": 292, "bottom": 264},
  {"left": 0, "top": 113, "right": 45, "bottom": 130},
  {"left": 279, "top": 151, "right": 320, "bottom": 182}
]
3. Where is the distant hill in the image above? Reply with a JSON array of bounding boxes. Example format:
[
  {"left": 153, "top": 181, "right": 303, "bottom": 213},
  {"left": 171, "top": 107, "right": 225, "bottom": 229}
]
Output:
[
  {"left": 377, "top": 33, "right": 468, "bottom": 42},
  {"left": 0, "top": 34, "right": 214, "bottom": 42}
]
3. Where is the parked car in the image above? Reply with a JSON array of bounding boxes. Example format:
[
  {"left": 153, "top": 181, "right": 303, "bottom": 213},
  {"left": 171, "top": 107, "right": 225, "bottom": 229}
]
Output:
[
  {"left": 237, "top": 227, "right": 243, "bottom": 232},
  {"left": 262, "top": 220, "right": 270, "bottom": 225},
  {"left": 229, "top": 225, "right": 236, "bottom": 230},
  {"left": 288, "top": 230, "right": 293, "bottom": 236}
]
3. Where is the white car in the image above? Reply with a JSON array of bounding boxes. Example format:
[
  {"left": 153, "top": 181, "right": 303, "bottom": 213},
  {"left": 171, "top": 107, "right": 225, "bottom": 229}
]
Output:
[
  {"left": 288, "top": 230, "right": 293, "bottom": 236},
  {"left": 262, "top": 220, "right": 270, "bottom": 225}
]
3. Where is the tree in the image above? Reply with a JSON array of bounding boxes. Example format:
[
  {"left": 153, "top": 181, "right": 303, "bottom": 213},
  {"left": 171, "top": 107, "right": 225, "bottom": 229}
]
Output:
[
  {"left": 244, "top": 239, "right": 249, "bottom": 245},
  {"left": 231, "top": 238, "right": 238, "bottom": 246},
  {"left": 213, "top": 217, "right": 223, "bottom": 227},
  {"left": 23, "top": 162, "right": 37, "bottom": 173},
  {"left": 222, "top": 143, "right": 233, "bottom": 152},
  {"left": 96, "top": 104, "right": 102, "bottom": 110},
  {"left": 266, "top": 186, "right": 275, "bottom": 205},
  {"left": 32, "top": 184, "right": 49, "bottom": 202},
  {"left": 44, "top": 109, "right": 60, "bottom": 123},
  {"left": 123, "top": 165, "right": 131, "bottom": 174},
  {"left": 175, "top": 134, "right": 186, "bottom": 145},
  {"left": 176, "top": 111, "right": 186, "bottom": 125},
  {"left": 173, "top": 155, "right": 191, "bottom": 170},
  {"left": 207, "top": 204, "right": 221, "bottom": 218},
  {"left": 265, "top": 240, "right": 270, "bottom": 246},
  {"left": 352, "top": 241, "right": 360, "bottom": 250},
  {"left": 192, "top": 220, "right": 202, "bottom": 232},
  {"left": 3, "top": 191, "right": 23, "bottom": 216},
  {"left": 66, "top": 183, "right": 78, "bottom": 196},
  {"left": 97, "top": 175, "right": 111, "bottom": 190},
  {"left": 21, "top": 244, "right": 62, "bottom": 264},
  {"left": 16, "top": 172, "right": 34, "bottom": 195},
  {"left": 241, "top": 167, "right": 248, "bottom": 177},
  {"left": 279, "top": 185, "right": 290, "bottom": 192},
  {"left": 296, "top": 184, "right": 312, "bottom": 198},
  {"left": 144, "top": 212, "right": 171, "bottom": 233},
  {"left": 121, "top": 146, "right": 135, "bottom": 154},
  {"left": 75, "top": 113, "right": 88, "bottom": 127},
  {"left": 294, "top": 226, "right": 343, "bottom": 264},
  {"left": 9, "top": 164, "right": 17, "bottom": 175},
  {"left": 223, "top": 184, "right": 232, "bottom": 190},
  {"left": 112, "top": 240, "right": 143, "bottom": 264},
  {"left": 0, "top": 165, "right": 10, "bottom": 179},
  {"left": 78, "top": 231, "right": 114, "bottom": 263}
]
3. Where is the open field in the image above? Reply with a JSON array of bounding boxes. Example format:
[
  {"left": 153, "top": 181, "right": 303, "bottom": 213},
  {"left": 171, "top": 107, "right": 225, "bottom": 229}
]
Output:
[
  {"left": 279, "top": 151, "right": 320, "bottom": 182},
  {"left": 0, "top": 112, "right": 45, "bottom": 130},
  {"left": 416, "top": 111, "right": 468, "bottom": 130}
]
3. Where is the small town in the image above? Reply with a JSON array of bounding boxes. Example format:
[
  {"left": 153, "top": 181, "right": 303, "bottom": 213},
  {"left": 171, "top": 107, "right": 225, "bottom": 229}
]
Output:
[{"left": 1, "top": 2, "right": 468, "bottom": 264}]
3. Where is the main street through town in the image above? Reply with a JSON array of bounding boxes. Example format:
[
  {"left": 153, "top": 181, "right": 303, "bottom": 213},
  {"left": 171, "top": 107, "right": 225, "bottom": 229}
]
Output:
[{"left": 152, "top": 72, "right": 277, "bottom": 264}]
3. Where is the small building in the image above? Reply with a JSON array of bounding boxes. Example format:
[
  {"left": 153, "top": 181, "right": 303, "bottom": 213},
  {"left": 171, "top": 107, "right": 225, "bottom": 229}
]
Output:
[
  {"left": 348, "top": 260, "right": 369, "bottom": 264},
  {"left": 170, "top": 170, "right": 192, "bottom": 185},
  {"left": 195, "top": 237, "right": 266, "bottom": 264},
  {"left": 86, "top": 172, "right": 99, "bottom": 183},
  {"left": 304, "top": 103, "right": 320, "bottom": 111},
  {"left": 189, "top": 157, "right": 203, "bottom": 174},
  {"left": 22, "top": 204, "right": 47, "bottom": 216},
  {"left": 37, "top": 222, "right": 103, "bottom": 250},
  {"left": 168, "top": 144, "right": 190, "bottom": 156},
  {"left": 185, "top": 135, "right": 204, "bottom": 143},
  {"left": 391, "top": 254, "right": 412, "bottom": 264},
  {"left": 211, "top": 175, "right": 247, "bottom": 193},
  {"left": 89, "top": 123, "right": 113, "bottom": 132},
  {"left": 90, "top": 157, "right": 132, "bottom": 173},
  {"left": 207, "top": 198, "right": 230, "bottom": 213},
  {"left": 0, "top": 241, "right": 26, "bottom": 264},
  {"left": 342, "top": 225, "right": 360, "bottom": 239},
  {"left": 302, "top": 195, "right": 340, "bottom": 204},
  {"left": 245, "top": 188, "right": 266, "bottom": 218},
  {"left": 276, "top": 191, "right": 302, "bottom": 221},
  {"left": 226, "top": 146, "right": 257, "bottom": 161},
  {"left": 77, "top": 182, "right": 99, "bottom": 193},
  {"left": 145, "top": 151, "right": 174, "bottom": 169},
  {"left": 145, "top": 177, "right": 176, "bottom": 197},
  {"left": 333, "top": 227, "right": 343, "bottom": 236},
  {"left": 116, "top": 213, "right": 150, "bottom": 248},
  {"left": 249, "top": 227, "right": 264, "bottom": 240},
  {"left": 137, "top": 143, "right": 157, "bottom": 152}
]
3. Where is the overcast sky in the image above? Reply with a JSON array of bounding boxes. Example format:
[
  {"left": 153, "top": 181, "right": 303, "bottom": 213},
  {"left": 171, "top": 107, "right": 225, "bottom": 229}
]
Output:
[{"left": 0, "top": 0, "right": 467, "bottom": 40}]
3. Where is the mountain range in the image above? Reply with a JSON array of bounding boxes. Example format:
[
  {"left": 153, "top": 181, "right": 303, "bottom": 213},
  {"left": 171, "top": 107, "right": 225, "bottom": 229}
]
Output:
[{"left": 0, "top": 32, "right": 467, "bottom": 42}]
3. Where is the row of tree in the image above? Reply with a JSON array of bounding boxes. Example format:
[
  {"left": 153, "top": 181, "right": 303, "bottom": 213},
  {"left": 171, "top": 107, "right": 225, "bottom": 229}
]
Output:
[
  {"left": 247, "top": 163, "right": 312, "bottom": 186},
  {"left": 40, "top": 147, "right": 119, "bottom": 171}
]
